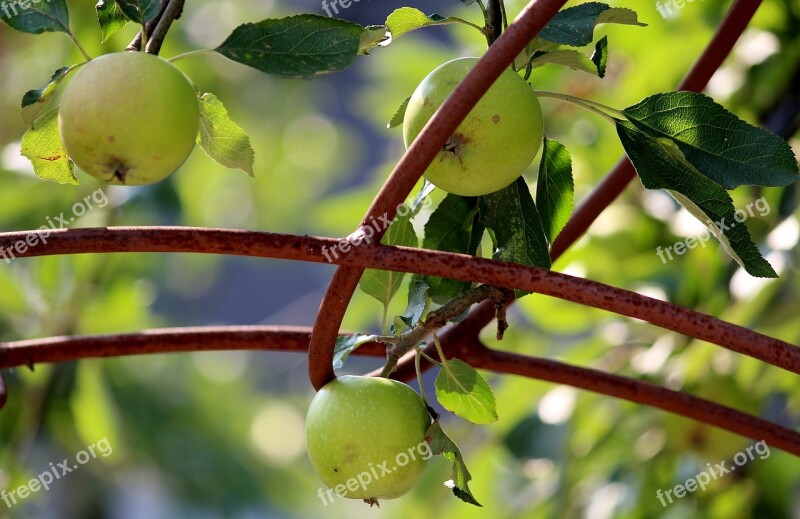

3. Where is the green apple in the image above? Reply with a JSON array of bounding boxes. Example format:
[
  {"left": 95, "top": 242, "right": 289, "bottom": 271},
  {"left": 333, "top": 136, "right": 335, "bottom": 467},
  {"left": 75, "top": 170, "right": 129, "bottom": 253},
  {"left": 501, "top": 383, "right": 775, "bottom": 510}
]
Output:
[
  {"left": 58, "top": 52, "right": 199, "bottom": 186},
  {"left": 305, "top": 375, "right": 431, "bottom": 501},
  {"left": 403, "top": 57, "right": 544, "bottom": 196}
]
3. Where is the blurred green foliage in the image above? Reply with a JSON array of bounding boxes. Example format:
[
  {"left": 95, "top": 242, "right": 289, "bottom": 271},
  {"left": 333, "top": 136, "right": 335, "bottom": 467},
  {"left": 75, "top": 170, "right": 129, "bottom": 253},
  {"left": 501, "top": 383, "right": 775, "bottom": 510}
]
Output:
[{"left": 0, "top": 0, "right": 798, "bottom": 518}]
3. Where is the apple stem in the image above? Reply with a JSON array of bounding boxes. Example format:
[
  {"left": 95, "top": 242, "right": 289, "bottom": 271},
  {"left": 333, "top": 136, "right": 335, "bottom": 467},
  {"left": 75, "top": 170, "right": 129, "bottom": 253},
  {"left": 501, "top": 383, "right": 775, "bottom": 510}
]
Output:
[
  {"left": 168, "top": 49, "right": 216, "bottom": 63},
  {"left": 66, "top": 32, "right": 92, "bottom": 62},
  {"left": 534, "top": 90, "right": 625, "bottom": 124},
  {"left": 414, "top": 349, "right": 431, "bottom": 407}
]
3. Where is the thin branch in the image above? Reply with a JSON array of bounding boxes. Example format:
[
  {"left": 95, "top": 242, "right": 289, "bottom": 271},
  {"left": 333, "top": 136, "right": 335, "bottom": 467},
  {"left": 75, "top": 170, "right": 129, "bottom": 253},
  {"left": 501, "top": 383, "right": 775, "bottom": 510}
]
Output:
[
  {"left": 145, "top": 0, "right": 185, "bottom": 55},
  {"left": 480, "top": 347, "right": 800, "bottom": 457},
  {"left": 378, "top": 285, "right": 504, "bottom": 377},
  {"left": 0, "top": 326, "right": 385, "bottom": 369},
  {"left": 390, "top": 0, "right": 767, "bottom": 381},
  {"left": 486, "top": 0, "right": 504, "bottom": 45},
  {"left": 1, "top": 227, "right": 797, "bottom": 375},
  {"left": 6, "top": 326, "right": 797, "bottom": 457},
  {"left": 308, "top": 268, "right": 364, "bottom": 389},
  {"left": 125, "top": 0, "right": 169, "bottom": 52},
  {"left": 307, "top": 0, "right": 570, "bottom": 391}
]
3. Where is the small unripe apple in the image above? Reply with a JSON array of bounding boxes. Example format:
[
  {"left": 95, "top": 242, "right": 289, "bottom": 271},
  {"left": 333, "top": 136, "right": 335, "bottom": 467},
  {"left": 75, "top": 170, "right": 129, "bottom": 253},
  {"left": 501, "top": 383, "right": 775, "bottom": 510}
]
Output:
[
  {"left": 305, "top": 375, "right": 431, "bottom": 501},
  {"left": 58, "top": 52, "right": 199, "bottom": 186},
  {"left": 403, "top": 57, "right": 544, "bottom": 196}
]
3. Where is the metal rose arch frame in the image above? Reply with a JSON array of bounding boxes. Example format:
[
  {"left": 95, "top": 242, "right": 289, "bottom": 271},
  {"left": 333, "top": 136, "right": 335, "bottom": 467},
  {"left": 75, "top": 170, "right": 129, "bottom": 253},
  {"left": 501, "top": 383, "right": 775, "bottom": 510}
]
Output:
[{"left": 3, "top": 0, "right": 800, "bottom": 455}]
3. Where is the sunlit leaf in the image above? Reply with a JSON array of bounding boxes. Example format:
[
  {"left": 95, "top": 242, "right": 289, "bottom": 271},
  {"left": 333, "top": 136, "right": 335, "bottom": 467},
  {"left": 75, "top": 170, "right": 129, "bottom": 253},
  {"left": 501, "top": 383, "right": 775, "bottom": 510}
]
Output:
[
  {"left": 20, "top": 107, "right": 77, "bottom": 185},
  {"left": 197, "top": 93, "right": 255, "bottom": 177},
  {"left": 21, "top": 65, "right": 76, "bottom": 127},
  {"left": 426, "top": 420, "right": 482, "bottom": 506},
  {"left": 617, "top": 120, "right": 776, "bottom": 277},
  {"left": 435, "top": 358, "right": 498, "bottom": 424},
  {"left": 96, "top": 0, "right": 129, "bottom": 42}
]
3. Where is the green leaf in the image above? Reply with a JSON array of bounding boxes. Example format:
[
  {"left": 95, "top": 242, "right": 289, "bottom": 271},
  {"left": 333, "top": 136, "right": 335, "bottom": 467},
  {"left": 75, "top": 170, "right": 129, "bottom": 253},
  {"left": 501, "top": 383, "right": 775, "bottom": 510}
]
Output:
[
  {"left": 411, "top": 180, "right": 436, "bottom": 212},
  {"left": 623, "top": 92, "right": 799, "bottom": 189},
  {"left": 536, "top": 138, "right": 574, "bottom": 244},
  {"left": 539, "top": 2, "right": 609, "bottom": 46},
  {"left": 359, "top": 206, "right": 418, "bottom": 307},
  {"left": 514, "top": 37, "right": 560, "bottom": 69},
  {"left": 21, "top": 65, "right": 75, "bottom": 127},
  {"left": 388, "top": 97, "right": 410, "bottom": 129},
  {"left": 416, "top": 194, "right": 483, "bottom": 304},
  {"left": 385, "top": 7, "right": 462, "bottom": 38},
  {"left": 596, "top": 7, "right": 648, "bottom": 27},
  {"left": 358, "top": 25, "right": 389, "bottom": 53},
  {"left": 479, "top": 178, "right": 551, "bottom": 269},
  {"left": 332, "top": 334, "right": 378, "bottom": 369},
  {"left": 616, "top": 120, "right": 776, "bottom": 278},
  {"left": 435, "top": 358, "right": 498, "bottom": 424},
  {"left": 96, "top": 0, "right": 129, "bottom": 43},
  {"left": 530, "top": 48, "right": 603, "bottom": 77},
  {"left": 396, "top": 279, "right": 429, "bottom": 332},
  {"left": 215, "top": 15, "right": 370, "bottom": 79},
  {"left": 425, "top": 421, "right": 482, "bottom": 507},
  {"left": 197, "top": 93, "right": 255, "bottom": 177},
  {"left": 20, "top": 106, "right": 78, "bottom": 185},
  {"left": 0, "top": 0, "right": 69, "bottom": 34},
  {"left": 539, "top": 3, "right": 645, "bottom": 47},
  {"left": 591, "top": 35, "right": 608, "bottom": 77},
  {"left": 114, "top": 0, "right": 160, "bottom": 24}
]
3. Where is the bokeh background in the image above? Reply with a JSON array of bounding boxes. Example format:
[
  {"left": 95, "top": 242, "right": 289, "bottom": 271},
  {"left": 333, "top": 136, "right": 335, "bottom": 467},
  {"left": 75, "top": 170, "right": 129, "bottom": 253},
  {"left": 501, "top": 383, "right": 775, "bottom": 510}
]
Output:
[{"left": 0, "top": 0, "right": 799, "bottom": 517}]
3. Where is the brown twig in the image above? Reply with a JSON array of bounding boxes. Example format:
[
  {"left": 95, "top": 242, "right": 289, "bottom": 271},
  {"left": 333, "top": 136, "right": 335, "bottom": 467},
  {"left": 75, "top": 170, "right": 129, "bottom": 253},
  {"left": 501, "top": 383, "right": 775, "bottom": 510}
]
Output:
[
  {"left": 125, "top": 0, "right": 168, "bottom": 52},
  {"left": 377, "top": 285, "right": 505, "bottom": 377},
  {"left": 0, "top": 372, "right": 6, "bottom": 410},
  {"left": 4, "top": 327, "right": 799, "bottom": 456},
  {"left": 145, "top": 0, "right": 185, "bottom": 55},
  {"left": 478, "top": 346, "right": 800, "bottom": 457},
  {"left": 306, "top": 0, "right": 570, "bottom": 390},
  {"left": 1, "top": 227, "right": 798, "bottom": 375},
  {"left": 0, "top": 326, "right": 385, "bottom": 369},
  {"left": 126, "top": 0, "right": 184, "bottom": 54},
  {"left": 486, "top": 0, "right": 504, "bottom": 45}
]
